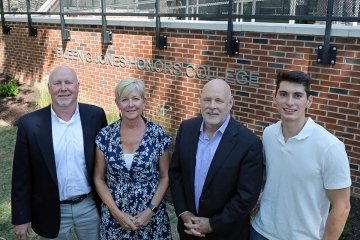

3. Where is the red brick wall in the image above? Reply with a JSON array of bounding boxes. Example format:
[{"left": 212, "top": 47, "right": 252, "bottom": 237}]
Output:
[{"left": 1, "top": 21, "right": 359, "bottom": 196}]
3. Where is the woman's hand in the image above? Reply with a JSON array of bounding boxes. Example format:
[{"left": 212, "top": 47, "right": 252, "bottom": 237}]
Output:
[
  {"left": 133, "top": 208, "right": 154, "bottom": 228},
  {"left": 113, "top": 210, "right": 138, "bottom": 231}
]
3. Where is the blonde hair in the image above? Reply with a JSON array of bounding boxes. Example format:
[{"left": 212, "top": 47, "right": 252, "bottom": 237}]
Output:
[{"left": 115, "top": 78, "right": 145, "bottom": 100}]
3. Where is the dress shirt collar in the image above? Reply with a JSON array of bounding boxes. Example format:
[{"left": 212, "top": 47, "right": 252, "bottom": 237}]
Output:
[
  {"left": 199, "top": 114, "right": 231, "bottom": 138},
  {"left": 51, "top": 104, "right": 80, "bottom": 124}
]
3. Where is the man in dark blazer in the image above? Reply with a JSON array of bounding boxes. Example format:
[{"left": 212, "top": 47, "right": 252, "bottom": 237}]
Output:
[
  {"left": 11, "top": 65, "right": 107, "bottom": 240},
  {"left": 169, "top": 79, "right": 263, "bottom": 240}
]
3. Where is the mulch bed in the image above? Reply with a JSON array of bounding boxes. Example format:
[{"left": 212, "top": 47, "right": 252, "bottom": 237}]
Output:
[
  {"left": 1, "top": 77, "right": 359, "bottom": 239},
  {"left": 0, "top": 77, "right": 38, "bottom": 126}
]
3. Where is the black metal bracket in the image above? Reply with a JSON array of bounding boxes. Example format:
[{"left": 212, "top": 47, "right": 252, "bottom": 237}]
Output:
[
  {"left": 62, "top": 29, "right": 71, "bottom": 41},
  {"left": 158, "top": 35, "right": 167, "bottom": 49},
  {"left": 28, "top": 26, "right": 37, "bottom": 37},
  {"left": 225, "top": 0, "right": 239, "bottom": 56},
  {"left": 59, "top": 0, "right": 70, "bottom": 41},
  {"left": 102, "top": 30, "right": 113, "bottom": 45},
  {"left": 0, "top": 0, "right": 11, "bottom": 34},
  {"left": 101, "top": 0, "right": 112, "bottom": 45},
  {"left": 2, "top": 24, "right": 11, "bottom": 34},
  {"left": 317, "top": 0, "right": 336, "bottom": 65},
  {"left": 225, "top": 38, "right": 239, "bottom": 56},
  {"left": 26, "top": 0, "right": 37, "bottom": 37},
  {"left": 317, "top": 45, "right": 337, "bottom": 65}
]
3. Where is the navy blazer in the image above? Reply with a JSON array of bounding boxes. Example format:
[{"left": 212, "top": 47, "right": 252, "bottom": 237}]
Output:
[
  {"left": 11, "top": 103, "right": 107, "bottom": 238},
  {"left": 169, "top": 117, "right": 263, "bottom": 240}
]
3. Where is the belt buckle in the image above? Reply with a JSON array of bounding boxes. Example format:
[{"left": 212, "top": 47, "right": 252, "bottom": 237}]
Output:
[
  {"left": 61, "top": 193, "right": 88, "bottom": 204},
  {"left": 71, "top": 195, "right": 83, "bottom": 203}
]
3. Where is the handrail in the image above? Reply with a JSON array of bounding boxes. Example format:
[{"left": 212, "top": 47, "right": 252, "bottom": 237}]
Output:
[
  {"left": 2, "top": 0, "right": 359, "bottom": 65},
  {"left": 1, "top": 11, "right": 359, "bottom": 22}
]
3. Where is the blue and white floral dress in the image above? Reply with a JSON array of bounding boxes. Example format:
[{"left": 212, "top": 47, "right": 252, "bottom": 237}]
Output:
[{"left": 95, "top": 119, "right": 172, "bottom": 240}]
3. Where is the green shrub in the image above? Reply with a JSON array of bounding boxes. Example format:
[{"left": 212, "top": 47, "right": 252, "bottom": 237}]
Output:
[{"left": 0, "top": 80, "right": 19, "bottom": 97}]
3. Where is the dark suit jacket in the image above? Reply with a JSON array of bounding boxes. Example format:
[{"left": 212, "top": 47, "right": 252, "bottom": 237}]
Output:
[
  {"left": 169, "top": 117, "right": 263, "bottom": 240},
  {"left": 11, "top": 103, "right": 107, "bottom": 238}
]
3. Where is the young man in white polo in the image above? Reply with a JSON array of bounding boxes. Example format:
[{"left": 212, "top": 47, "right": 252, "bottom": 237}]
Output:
[{"left": 251, "top": 71, "right": 351, "bottom": 240}]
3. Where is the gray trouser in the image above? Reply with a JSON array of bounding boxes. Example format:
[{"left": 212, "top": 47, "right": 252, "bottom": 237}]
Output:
[{"left": 40, "top": 197, "right": 100, "bottom": 240}]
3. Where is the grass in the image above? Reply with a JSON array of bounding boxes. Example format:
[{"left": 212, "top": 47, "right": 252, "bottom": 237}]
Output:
[
  {"left": 0, "top": 126, "right": 17, "bottom": 240},
  {"left": 35, "top": 83, "right": 51, "bottom": 109},
  {"left": 0, "top": 125, "right": 178, "bottom": 240},
  {"left": 167, "top": 203, "right": 179, "bottom": 240}
]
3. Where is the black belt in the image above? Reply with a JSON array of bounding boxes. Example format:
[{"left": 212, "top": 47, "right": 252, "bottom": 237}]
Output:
[{"left": 60, "top": 193, "right": 89, "bottom": 204}]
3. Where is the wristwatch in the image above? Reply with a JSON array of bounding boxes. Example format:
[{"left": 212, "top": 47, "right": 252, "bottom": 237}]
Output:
[{"left": 148, "top": 203, "right": 159, "bottom": 214}]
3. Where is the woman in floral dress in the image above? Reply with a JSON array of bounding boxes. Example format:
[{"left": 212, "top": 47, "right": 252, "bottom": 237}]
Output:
[{"left": 94, "top": 79, "right": 172, "bottom": 239}]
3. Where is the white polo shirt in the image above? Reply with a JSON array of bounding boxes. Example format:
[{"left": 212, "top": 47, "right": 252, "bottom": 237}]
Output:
[{"left": 252, "top": 117, "right": 351, "bottom": 240}]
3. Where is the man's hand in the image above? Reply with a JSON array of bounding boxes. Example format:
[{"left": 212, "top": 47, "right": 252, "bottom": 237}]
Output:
[
  {"left": 180, "top": 212, "right": 204, "bottom": 237},
  {"left": 13, "top": 223, "right": 31, "bottom": 240},
  {"left": 180, "top": 211, "right": 196, "bottom": 225},
  {"left": 184, "top": 216, "right": 213, "bottom": 237}
]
